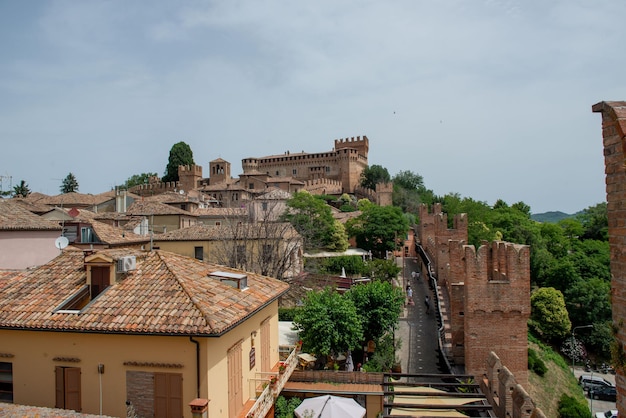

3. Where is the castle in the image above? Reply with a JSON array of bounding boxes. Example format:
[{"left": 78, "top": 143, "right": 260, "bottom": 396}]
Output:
[{"left": 130, "top": 136, "right": 393, "bottom": 206}]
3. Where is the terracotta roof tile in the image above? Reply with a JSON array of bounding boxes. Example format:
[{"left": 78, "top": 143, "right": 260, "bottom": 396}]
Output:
[
  {"left": 38, "top": 192, "right": 99, "bottom": 207},
  {"left": 0, "top": 200, "right": 61, "bottom": 230},
  {"left": 155, "top": 223, "right": 299, "bottom": 241},
  {"left": 127, "top": 201, "right": 196, "bottom": 216},
  {"left": 0, "top": 248, "right": 289, "bottom": 336}
]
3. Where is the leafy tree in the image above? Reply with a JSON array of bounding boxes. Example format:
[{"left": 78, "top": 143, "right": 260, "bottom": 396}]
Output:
[
  {"left": 359, "top": 164, "right": 390, "bottom": 190},
  {"left": 283, "top": 191, "right": 346, "bottom": 250},
  {"left": 362, "top": 259, "right": 401, "bottom": 282},
  {"left": 393, "top": 170, "right": 423, "bottom": 190},
  {"left": 346, "top": 280, "right": 404, "bottom": 343},
  {"left": 274, "top": 396, "right": 302, "bottom": 418},
  {"left": 326, "top": 221, "right": 349, "bottom": 252},
  {"left": 529, "top": 287, "right": 571, "bottom": 342},
  {"left": 293, "top": 287, "right": 363, "bottom": 357},
  {"left": 577, "top": 202, "right": 608, "bottom": 241},
  {"left": 60, "top": 172, "right": 79, "bottom": 193},
  {"left": 557, "top": 394, "right": 591, "bottom": 418},
  {"left": 564, "top": 278, "right": 611, "bottom": 329},
  {"left": 12, "top": 180, "right": 30, "bottom": 198},
  {"left": 163, "top": 141, "right": 194, "bottom": 183},
  {"left": 123, "top": 172, "right": 158, "bottom": 189},
  {"left": 346, "top": 205, "right": 409, "bottom": 258}
]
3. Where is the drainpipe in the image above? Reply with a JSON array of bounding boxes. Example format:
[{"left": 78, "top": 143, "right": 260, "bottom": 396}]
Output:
[{"left": 189, "top": 337, "right": 200, "bottom": 398}]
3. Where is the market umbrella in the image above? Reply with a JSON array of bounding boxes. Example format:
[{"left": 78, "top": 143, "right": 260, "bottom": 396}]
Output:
[{"left": 294, "top": 395, "right": 366, "bottom": 418}]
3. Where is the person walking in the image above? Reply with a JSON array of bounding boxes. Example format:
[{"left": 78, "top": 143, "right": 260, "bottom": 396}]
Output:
[
  {"left": 407, "top": 285, "right": 414, "bottom": 305},
  {"left": 424, "top": 295, "right": 431, "bottom": 314}
]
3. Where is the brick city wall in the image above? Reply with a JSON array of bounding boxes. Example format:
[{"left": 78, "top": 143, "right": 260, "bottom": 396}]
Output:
[
  {"left": 463, "top": 241, "right": 530, "bottom": 387},
  {"left": 593, "top": 100, "right": 626, "bottom": 416}
]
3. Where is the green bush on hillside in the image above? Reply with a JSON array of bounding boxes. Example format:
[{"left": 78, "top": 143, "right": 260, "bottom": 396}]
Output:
[
  {"left": 557, "top": 394, "right": 591, "bottom": 418},
  {"left": 528, "top": 348, "right": 548, "bottom": 376}
]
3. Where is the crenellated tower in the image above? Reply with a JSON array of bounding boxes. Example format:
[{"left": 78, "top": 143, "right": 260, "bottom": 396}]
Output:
[
  {"left": 463, "top": 241, "right": 530, "bottom": 386},
  {"left": 177, "top": 164, "right": 203, "bottom": 192},
  {"left": 334, "top": 136, "right": 369, "bottom": 193}
]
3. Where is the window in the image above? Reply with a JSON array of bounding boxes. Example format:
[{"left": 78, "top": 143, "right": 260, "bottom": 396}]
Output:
[
  {"left": 236, "top": 245, "right": 247, "bottom": 265},
  {"left": 325, "top": 166, "right": 330, "bottom": 172},
  {"left": 249, "top": 183, "right": 254, "bottom": 189},
  {"left": 292, "top": 169, "right": 297, "bottom": 175},
  {"left": 55, "top": 366, "right": 81, "bottom": 412},
  {"left": 80, "top": 227, "right": 92, "bottom": 243},
  {"left": 194, "top": 246, "right": 203, "bottom": 261},
  {"left": 154, "top": 373, "right": 183, "bottom": 418},
  {"left": 261, "top": 202, "right": 268, "bottom": 211},
  {"left": 262, "top": 244, "right": 273, "bottom": 261},
  {"left": 0, "top": 362, "right": 13, "bottom": 403},
  {"left": 90, "top": 266, "right": 110, "bottom": 299},
  {"left": 215, "top": 221, "right": 221, "bottom": 226}
]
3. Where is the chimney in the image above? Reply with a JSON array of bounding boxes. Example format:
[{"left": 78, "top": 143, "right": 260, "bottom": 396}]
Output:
[{"left": 189, "top": 398, "right": 209, "bottom": 418}]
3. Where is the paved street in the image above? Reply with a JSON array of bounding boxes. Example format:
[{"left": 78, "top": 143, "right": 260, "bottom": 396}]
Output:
[{"left": 396, "top": 257, "right": 442, "bottom": 381}]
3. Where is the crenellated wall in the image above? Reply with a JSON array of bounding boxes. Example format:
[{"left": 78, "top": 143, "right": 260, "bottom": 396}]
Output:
[
  {"left": 593, "top": 100, "right": 626, "bottom": 416},
  {"left": 463, "top": 241, "right": 530, "bottom": 386},
  {"left": 129, "top": 165, "right": 202, "bottom": 197},
  {"left": 302, "top": 178, "right": 343, "bottom": 195},
  {"left": 417, "top": 203, "right": 468, "bottom": 286},
  {"left": 482, "top": 352, "right": 546, "bottom": 418}
]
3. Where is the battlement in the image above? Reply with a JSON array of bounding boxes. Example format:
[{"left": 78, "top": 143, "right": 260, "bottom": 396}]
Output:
[
  {"left": 303, "top": 178, "right": 342, "bottom": 195},
  {"left": 464, "top": 241, "right": 530, "bottom": 285},
  {"left": 178, "top": 164, "right": 202, "bottom": 175},
  {"left": 334, "top": 135, "right": 369, "bottom": 157}
]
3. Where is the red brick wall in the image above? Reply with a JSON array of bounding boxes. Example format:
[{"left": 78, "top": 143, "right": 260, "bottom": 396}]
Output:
[
  {"left": 463, "top": 242, "right": 530, "bottom": 387},
  {"left": 593, "top": 101, "right": 626, "bottom": 416}
]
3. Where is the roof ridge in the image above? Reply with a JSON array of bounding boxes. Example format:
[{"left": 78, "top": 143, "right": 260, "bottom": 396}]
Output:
[{"left": 155, "top": 251, "right": 219, "bottom": 332}]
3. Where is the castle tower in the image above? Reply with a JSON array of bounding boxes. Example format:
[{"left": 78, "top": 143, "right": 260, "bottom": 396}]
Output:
[
  {"left": 177, "top": 164, "right": 202, "bottom": 192},
  {"left": 593, "top": 101, "right": 626, "bottom": 416},
  {"left": 209, "top": 158, "right": 231, "bottom": 185},
  {"left": 375, "top": 182, "right": 393, "bottom": 206},
  {"left": 242, "top": 158, "right": 259, "bottom": 174},
  {"left": 463, "top": 241, "right": 530, "bottom": 386},
  {"left": 334, "top": 136, "right": 369, "bottom": 193}
]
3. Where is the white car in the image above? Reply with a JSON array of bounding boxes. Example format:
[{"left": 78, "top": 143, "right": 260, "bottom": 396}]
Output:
[{"left": 595, "top": 410, "right": 618, "bottom": 418}]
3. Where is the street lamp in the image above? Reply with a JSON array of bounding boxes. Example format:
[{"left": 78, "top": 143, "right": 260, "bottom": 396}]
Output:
[{"left": 571, "top": 325, "right": 593, "bottom": 374}]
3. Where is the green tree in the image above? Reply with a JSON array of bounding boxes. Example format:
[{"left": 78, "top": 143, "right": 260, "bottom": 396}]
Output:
[
  {"left": 392, "top": 170, "right": 425, "bottom": 214},
  {"left": 359, "top": 164, "right": 390, "bottom": 190},
  {"left": 12, "top": 180, "right": 30, "bottom": 198},
  {"left": 293, "top": 287, "right": 363, "bottom": 357},
  {"left": 123, "top": 172, "right": 158, "bottom": 189},
  {"left": 326, "top": 221, "right": 350, "bottom": 252},
  {"left": 577, "top": 202, "right": 608, "bottom": 241},
  {"left": 346, "top": 205, "right": 409, "bottom": 258},
  {"left": 60, "top": 172, "right": 79, "bottom": 193},
  {"left": 392, "top": 170, "right": 423, "bottom": 190},
  {"left": 529, "top": 287, "right": 572, "bottom": 342},
  {"left": 162, "top": 142, "right": 194, "bottom": 183},
  {"left": 362, "top": 259, "right": 401, "bottom": 282},
  {"left": 564, "top": 278, "right": 611, "bottom": 328},
  {"left": 283, "top": 191, "right": 346, "bottom": 250},
  {"left": 346, "top": 280, "right": 404, "bottom": 343}
]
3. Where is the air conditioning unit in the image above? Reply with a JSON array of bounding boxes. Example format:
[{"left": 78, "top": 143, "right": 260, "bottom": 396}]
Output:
[{"left": 117, "top": 256, "right": 137, "bottom": 272}]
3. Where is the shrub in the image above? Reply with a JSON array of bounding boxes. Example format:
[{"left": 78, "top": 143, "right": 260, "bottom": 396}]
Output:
[
  {"left": 279, "top": 307, "right": 301, "bottom": 322},
  {"left": 274, "top": 395, "right": 302, "bottom": 418},
  {"left": 528, "top": 348, "right": 548, "bottom": 376},
  {"left": 557, "top": 394, "right": 591, "bottom": 418}
]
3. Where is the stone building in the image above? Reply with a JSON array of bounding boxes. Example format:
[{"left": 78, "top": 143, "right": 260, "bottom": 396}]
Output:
[
  {"left": 592, "top": 100, "right": 626, "bottom": 416},
  {"left": 241, "top": 136, "right": 370, "bottom": 194}
]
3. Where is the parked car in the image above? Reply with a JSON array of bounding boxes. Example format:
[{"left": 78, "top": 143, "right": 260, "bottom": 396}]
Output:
[
  {"left": 579, "top": 374, "right": 614, "bottom": 393},
  {"left": 595, "top": 410, "right": 617, "bottom": 418},
  {"left": 590, "top": 385, "right": 617, "bottom": 402}
]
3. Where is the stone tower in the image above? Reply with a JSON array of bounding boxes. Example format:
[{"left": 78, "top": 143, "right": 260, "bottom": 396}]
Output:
[
  {"left": 463, "top": 241, "right": 530, "bottom": 387},
  {"left": 177, "top": 164, "right": 202, "bottom": 193},
  {"left": 209, "top": 158, "right": 231, "bottom": 185},
  {"left": 593, "top": 101, "right": 626, "bottom": 416}
]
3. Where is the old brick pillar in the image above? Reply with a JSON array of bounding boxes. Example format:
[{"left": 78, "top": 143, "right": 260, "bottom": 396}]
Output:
[{"left": 593, "top": 101, "right": 626, "bottom": 417}]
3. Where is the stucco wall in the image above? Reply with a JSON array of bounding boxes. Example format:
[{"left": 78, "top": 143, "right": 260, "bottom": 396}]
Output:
[
  {"left": 0, "top": 302, "right": 281, "bottom": 418},
  {"left": 0, "top": 230, "right": 61, "bottom": 269}
]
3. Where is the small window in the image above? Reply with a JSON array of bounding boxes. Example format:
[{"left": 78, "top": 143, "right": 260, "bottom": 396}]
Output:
[
  {"left": 215, "top": 221, "right": 221, "bottom": 226},
  {"left": 325, "top": 167, "right": 330, "bottom": 172},
  {"left": 55, "top": 366, "right": 81, "bottom": 412},
  {"left": 194, "top": 246, "right": 203, "bottom": 261},
  {"left": 249, "top": 183, "right": 254, "bottom": 189},
  {"left": 0, "top": 362, "right": 13, "bottom": 403},
  {"left": 237, "top": 245, "right": 247, "bottom": 265},
  {"left": 276, "top": 171, "right": 279, "bottom": 176},
  {"left": 262, "top": 202, "right": 268, "bottom": 211},
  {"left": 80, "top": 227, "right": 92, "bottom": 243},
  {"left": 292, "top": 169, "right": 297, "bottom": 175}
]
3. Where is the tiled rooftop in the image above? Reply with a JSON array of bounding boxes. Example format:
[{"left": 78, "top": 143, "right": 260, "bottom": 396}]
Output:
[
  {"left": 126, "top": 200, "right": 196, "bottom": 216},
  {"left": 155, "top": 223, "right": 300, "bottom": 241},
  {"left": 0, "top": 248, "right": 289, "bottom": 336},
  {"left": 0, "top": 199, "right": 61, "bottom": 231}
]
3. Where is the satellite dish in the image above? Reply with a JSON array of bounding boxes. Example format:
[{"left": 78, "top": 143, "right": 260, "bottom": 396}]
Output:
[
  {"left": 55, "top": 236, "right": 69, "bottom": 250},
  {"left": 179, "top": 189, "right": 185, "bottom": 195}
]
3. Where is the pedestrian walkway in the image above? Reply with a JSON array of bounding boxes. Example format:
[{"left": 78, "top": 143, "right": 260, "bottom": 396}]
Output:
[{"left": 395, "top": 258, "right": 442, "bottom": 382}]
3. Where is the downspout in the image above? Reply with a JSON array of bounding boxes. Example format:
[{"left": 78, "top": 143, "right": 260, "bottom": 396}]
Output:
[{"left": 189, "top": 337, "right": 200, "bottom": 398}]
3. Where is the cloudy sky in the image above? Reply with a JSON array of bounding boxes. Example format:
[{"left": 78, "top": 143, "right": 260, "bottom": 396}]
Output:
[{"left": 1, "top": 1, "right": 624, "bottom": 214}]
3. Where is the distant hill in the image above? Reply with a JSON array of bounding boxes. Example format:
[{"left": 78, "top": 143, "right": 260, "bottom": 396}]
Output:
[{"left": 531, "top": 211, "right": 576, "bottom": 223}]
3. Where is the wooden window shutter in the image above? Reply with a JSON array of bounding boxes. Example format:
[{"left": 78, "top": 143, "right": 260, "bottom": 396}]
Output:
[
  {"left": 154, "top": 373, "right": 168, "bottom": 418},
  {"left": 168, "top": 374, "right": 183, "bottom": 418},
  {"left": 65, "top": 367, "right": 81, "bottom": 412},
  {"left": 54, "top": 367, "right": 64, "bottom": 409}
]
